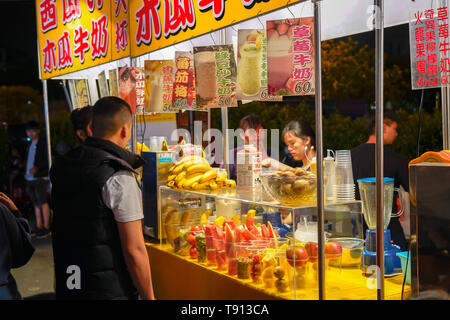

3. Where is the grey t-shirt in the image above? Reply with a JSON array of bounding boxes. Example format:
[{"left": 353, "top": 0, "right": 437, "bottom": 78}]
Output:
[
  {"left": 102, "top": 171, "right": 144, "bottom": 223},
  {"left": 25, "top": 141, "right": 37, "bottom": 181}
]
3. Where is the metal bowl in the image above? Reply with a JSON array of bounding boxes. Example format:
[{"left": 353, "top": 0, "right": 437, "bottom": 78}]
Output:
[
  {"left": 328, "top": 237, "right": 364, "bottom": 267},
  {"left": 260, "top": 172, "right": 317, "bottom": 206}
]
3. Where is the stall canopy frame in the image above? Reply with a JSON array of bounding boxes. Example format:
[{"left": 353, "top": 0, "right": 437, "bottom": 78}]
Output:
[{"left": 39, "top": 0, "right": 446, "bottom": 300}]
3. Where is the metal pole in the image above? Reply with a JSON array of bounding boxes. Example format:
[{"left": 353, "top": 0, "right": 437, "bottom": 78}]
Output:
[
  {"left": 375, "top": 0, "right": 385, "bottom": 300},
  {"left": 440, "top": 0, "right": 450, "bottom": 150},
  {"left": 312, "top": 0, "right": 325, "bottom": 300},
  {"left": 219, "top": 29, "right": 230, "bottom": 175},
  {"left": 61, "top": 80, "right": 73, "bottom": 112},
  {"left": 131, "top": 57, "right": 137, "bottom": 154},
  {"left": 42, "top": 80, "right": 52, "bottom": 171}
]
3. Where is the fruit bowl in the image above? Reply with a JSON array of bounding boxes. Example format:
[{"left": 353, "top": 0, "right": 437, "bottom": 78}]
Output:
[
  {"left": 328, "top": 237, "right": 363, "bottom": 267},
  {"left": 260, "top": 171, "right": 317, "bottom": 206}
]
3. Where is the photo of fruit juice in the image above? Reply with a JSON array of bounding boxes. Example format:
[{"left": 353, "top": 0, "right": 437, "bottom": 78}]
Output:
[
  {"left": 194, "top": 51, "right": 217, "bottom": 100},
  {"left": 149, "top": 75, "right": 163, "bottom": 111},
  {"left": 267, "top": 38, "right": 293, "bottom": 90},
  {"left": 238, "top": 42, "right": 262, "bottom": 96}
]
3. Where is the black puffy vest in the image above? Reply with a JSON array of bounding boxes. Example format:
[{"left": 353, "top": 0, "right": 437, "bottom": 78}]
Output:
[{"left": 50, "top": 138, "right": 144, "bottom": 300}]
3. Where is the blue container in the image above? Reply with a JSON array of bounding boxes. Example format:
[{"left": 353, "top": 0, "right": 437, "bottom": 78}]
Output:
[{"left": 396, "top": 251, "right": 411, "bottom": 285}]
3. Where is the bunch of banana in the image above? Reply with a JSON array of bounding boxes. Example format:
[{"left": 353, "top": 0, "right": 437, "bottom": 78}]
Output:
[{"left": 167, "top": 155, "right": 236, "bottom": 191}]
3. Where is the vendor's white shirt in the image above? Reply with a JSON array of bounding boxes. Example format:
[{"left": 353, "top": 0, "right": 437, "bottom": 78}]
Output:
[{"left": 102, "top": 170, "right": 144, "bottom": 223}]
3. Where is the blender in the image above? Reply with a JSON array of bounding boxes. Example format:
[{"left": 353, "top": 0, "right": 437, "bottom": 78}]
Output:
[{"left": 357, "top": 177, "right": 403, "bottom": 276}]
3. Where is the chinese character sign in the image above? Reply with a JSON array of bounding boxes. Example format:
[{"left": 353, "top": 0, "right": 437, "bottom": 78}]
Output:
[
  {"left": 36, "top": 0, "right": 131, "bottom": 79},
  {"left": 135, "top": 67, "right": 146, "bottom": 113},
  {"left": 144, "top": 60, "right": 175, "bottom": 113},
  {"left": 172, "top": 51, "right": 197, "bottom": 110},
  {"left": 267, "top": 18, "right": 315, "bottom": 96},
  {"left": 119, "top": 67, "right": 143, "bottom": 114},
  {"left": 194, "top": 45, "right": 237, "bottom": 108},
  {"left": 112, "top": 0, "right": 130, "bottom": 61},
  {"left": 129, "top": 0, "right": 303, "bottom": 58},
  {"left": 410, "top": 7, "right": 449, "bottom": 89},
  {"left": 236, "top": 29, "right": 282, "bottom": 101}
]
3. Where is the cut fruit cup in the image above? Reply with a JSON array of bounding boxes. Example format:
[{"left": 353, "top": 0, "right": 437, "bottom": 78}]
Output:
[
  {"left": 205, "top": 235, "right": 217, "bottom": 266},
  {"left": 225, "top": 241, "right": 237, "bottom": 276},
  {"left": 215, "top": 238, "right": 228, "bottom": 271},
  {"left": 273, "top": 252, "right": 292, "bottom": 293},
  {"left": 248, "top": 246, "right": 264, "bottom": 284},
  {"left": 195, "top": 233, "right": 207, "bottom": 264},
  {"left": 235, "top": 243, "right": 252, "bottom": 280}
]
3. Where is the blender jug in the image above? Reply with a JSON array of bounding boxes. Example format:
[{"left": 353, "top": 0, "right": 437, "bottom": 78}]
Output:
[
  {"left": 357, "top": 177, "right": 403, "bottom": 229},
  {"left": 357, "top": 177, "right": 404, "bottom": 276}
]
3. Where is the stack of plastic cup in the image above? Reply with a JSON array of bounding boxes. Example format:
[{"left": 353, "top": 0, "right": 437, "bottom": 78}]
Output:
[{"left": 333, "top": 150, "right": 355, "bottom": 201}]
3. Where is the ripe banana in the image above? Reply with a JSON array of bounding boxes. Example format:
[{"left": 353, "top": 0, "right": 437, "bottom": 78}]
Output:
[
  {"left": 168, "top": 174, "right": 177, "bottom": 182},
  {"left": 186, "top": 164, "right": 211, "bottom": 175},
  {"left": 168, "top": 181, "right": 175, "bottom": 188},
  {"left": 180, "top": 210, "right": 192, "bottom": 226},
  {"left": 200, "top": 209, "right": 213, "bottom": 226},
  {"left": 216, "top": 171, "right": 227, "bottom": 182},
  {"left": 182, "top": 174, "right": 203, "bottom": 188},
  {"left": 193, "top": 182, "right": 210, "bottom": 191},
  {"left": 199, "top": 169, "right": 218, "bottom": 184},
  {"left": 175, "top": 171, "right": 187, "bottom": 184},
  {"left": 173, "top": 164, "right": 185, "bottom": 175},
  {"left": 176, "top": 178, "right": 186, "bottom": 188},
  {"left": 208, "top": 182, "right": 219, "bottom": 190},
  {"left": 224, "top": 179, "right": 236, "bottom": 188}
]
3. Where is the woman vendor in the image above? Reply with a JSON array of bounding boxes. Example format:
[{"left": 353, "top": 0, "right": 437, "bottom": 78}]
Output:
[
  {"left": 281, "top": 119, "right": 316, "bottom": 170},
  {"left": 263, "top": 119, "right": 317, "bottom": 229}
]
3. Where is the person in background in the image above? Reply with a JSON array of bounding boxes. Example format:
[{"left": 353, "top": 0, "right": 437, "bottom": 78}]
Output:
[
  {"left": 351, "top": 110, "right": 409, "bottom": 251},
  {"left": 50, "top": 96, "right": 155, "bottom": 300},
  {"left": 70, "top": 106, "right": 93, "bottom": 143},
  {"left": 222, "top": 114, "right": 271, "bottom": 181},
  {"left": 24, "top": 121, "right": 50, "bottom": 239},
  {"left": 0, "top": 192, "right": 34, "bottom": 300},
  {"left": 281, "top": 119, "right": 316, "bottom": 170}
]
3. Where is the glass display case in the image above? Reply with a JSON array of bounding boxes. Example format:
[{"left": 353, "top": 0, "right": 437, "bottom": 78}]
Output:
[{"left": 154, "top": 185, "right": 408, "bottom": 300}]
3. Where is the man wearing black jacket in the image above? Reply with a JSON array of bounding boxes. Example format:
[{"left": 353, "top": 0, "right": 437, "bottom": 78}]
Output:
[
  {"left": 50, "top": 97, "right": 155, "bottom": 300},
  {"left": 24, "top": 121, "right": 50, "bottom": 238}
]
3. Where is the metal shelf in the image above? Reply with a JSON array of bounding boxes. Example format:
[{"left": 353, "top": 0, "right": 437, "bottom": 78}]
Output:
[{"left": 159, "top": 185, "right": 362, "bottom": 214}]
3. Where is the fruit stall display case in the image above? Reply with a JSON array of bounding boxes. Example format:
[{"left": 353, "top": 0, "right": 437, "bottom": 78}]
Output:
[{"left": 145, "top": 185, "right": 411, "bottom": 300}]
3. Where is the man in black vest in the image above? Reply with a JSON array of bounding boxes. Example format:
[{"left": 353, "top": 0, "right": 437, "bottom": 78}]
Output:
[{"left": 50, "top": 97, "right": 155, "bottom": 300}]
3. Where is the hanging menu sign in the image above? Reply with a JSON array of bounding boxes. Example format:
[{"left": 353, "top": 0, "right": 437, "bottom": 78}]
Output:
[
  {"left": 172, "top": 51, "right": 197, "bottom": 110},
  {"left": 194, "top": 45, "right": 237, "bottom": 108},
  {"left": 98, "top": 70, "right": 109, "bottom": 98},
  {"left": 237, "top": 29, "right": 282, "bottom": 101},
  {"left": 144, "top": 60, "right": 175, "bottom": 113},
  {"left": 109, "top": 69, "right": 119, "bottom": 97},
  {"left": 410, "top": 6, "right": 448, "bottom": 89},
  {"left": 119, "top": 66, "right": 143, "bottom": 114},
  {"left": 267, "top": 17, "right": 315, "bottom": 96}
]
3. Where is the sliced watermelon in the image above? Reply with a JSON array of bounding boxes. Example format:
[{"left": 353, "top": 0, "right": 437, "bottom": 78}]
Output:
[
  {"left": 225, "top": 224, "right": 236, "bottom": 258},
  {"left": 234, "top": 227, "right": 242, "bottom": 243},
  {"left": 204, "top": 224, "right": 214, "bottom": 247},
  {"left": 267, "top": 221, "right": 276, "bottom": 239},
  {"left": 261, "top": 224, "right": 270, "bottom": 238},
  {"left": 249, "top": 224, "right": 260, "bottom": 238},
  {"left": 224, "top": 220, "right": 236, "bottom": 230},
  {"left": 246, "top": 217, "right": 255, "bottom": 229},
  {"left": 242, "top": 225, "right": 257, "bottom": 241}
]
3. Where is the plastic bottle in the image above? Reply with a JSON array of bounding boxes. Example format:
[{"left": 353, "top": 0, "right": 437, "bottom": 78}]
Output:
[{"left": 324, "top": 149, "right": 336, "bottom": 203}]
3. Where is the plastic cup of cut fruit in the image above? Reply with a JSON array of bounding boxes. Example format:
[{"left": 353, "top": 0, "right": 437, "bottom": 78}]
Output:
[
  {"left": 215, "top": 238, "right": 228, "bottom": 271},
  {"left": 235, "top": 243, "right": 252, "bottom": 279},
  {"left": 205, "top": 235, "right": 217, "bottom": 266}
]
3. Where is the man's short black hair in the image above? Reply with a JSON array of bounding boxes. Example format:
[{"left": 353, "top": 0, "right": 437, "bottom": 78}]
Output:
[
  {"left": 365, "top": 110, "right": 399, "bottom": 135},
  {"left": 239, "top": 114, "right": 264, "bottom": 130},
  {"left": 70, "top": 106, "right": 93, "bottom": 131},
  {"left": 25, "top": 120, "right": 40, "bottom": 131},
  {"left": 92, "top": 96, "right": 132, "bottom": 138}
]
